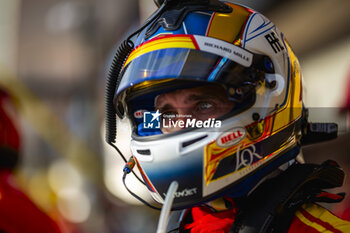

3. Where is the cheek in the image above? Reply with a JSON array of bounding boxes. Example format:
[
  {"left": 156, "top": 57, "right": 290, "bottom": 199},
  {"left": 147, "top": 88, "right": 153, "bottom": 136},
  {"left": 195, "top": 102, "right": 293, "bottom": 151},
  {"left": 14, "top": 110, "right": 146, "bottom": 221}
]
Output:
[{"left": 210, "top": 102, "right": 235, "bottom": 118}]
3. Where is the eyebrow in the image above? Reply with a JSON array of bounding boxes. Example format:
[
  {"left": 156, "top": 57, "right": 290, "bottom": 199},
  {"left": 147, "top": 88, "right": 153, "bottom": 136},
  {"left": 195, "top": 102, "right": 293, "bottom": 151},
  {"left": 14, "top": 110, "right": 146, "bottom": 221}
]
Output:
[
  {"left": 156, "top": 93, "right": 226, "bottom": 111},
  {"left": 187, "top": 93, "right": 225, "bottom": 102},
  {"left": 157, "top": 103, "right": 173, "bottom": 112}
]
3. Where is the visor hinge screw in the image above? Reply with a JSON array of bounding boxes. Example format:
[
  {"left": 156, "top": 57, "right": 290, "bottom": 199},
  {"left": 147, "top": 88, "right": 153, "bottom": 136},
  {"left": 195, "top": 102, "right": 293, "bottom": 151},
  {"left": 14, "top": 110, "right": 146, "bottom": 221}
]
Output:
[
  {"left": 228, "top": 87, "right": 235, "bottom": 96},
  {"left": 267, "top": 80, "right": 277, "bottom": 89},
  {"left": 252, "top": 113, "right": 260, "bottom": 121}
]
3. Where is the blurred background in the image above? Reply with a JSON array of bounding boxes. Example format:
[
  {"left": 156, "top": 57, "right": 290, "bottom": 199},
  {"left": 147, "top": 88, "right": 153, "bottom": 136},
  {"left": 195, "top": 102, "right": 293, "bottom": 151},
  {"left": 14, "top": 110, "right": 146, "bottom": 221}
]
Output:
[{"left": 0, "top": 0, "right": 349, "bottom": 232}]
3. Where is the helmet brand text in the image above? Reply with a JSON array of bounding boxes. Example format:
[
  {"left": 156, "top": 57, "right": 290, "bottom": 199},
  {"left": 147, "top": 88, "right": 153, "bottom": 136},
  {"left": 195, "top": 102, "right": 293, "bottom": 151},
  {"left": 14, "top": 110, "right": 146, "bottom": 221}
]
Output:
[
  {"left": 217, "top": 128, "right": 246, "bottom": 147},
  {"left": 164, "top": 187, "right": 197, "bottom": 198}
]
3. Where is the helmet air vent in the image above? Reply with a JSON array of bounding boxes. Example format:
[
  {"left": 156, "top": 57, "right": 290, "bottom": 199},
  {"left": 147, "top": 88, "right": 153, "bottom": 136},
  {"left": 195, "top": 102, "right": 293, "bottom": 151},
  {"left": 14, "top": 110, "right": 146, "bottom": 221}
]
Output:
[
  {"left": 182, "top": 135, "right": 208, "bottom": 148},
  {"left": 136, "top": 149, "right": 151, "bottom": 156}
]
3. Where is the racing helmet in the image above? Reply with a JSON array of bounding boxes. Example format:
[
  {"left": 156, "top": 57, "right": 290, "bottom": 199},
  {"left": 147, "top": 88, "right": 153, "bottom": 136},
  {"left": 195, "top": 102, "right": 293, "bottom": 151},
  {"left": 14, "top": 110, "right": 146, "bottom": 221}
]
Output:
[{"left": 111, "top": 0, "right": 304, "bottom": 209}]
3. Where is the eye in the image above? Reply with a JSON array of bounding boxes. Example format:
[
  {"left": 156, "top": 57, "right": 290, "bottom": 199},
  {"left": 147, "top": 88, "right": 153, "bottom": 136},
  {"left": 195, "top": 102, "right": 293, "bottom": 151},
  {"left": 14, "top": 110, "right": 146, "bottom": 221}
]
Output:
[{"left": 197, "top": 101, "right": 215, "bottom": 112}]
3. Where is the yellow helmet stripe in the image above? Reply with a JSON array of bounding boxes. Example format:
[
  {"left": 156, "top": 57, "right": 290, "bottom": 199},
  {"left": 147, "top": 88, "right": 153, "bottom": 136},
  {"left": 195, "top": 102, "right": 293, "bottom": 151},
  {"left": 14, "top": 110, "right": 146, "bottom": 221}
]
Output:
[{"left": 124, "top": 35, "right": 198, "bottom": 68}]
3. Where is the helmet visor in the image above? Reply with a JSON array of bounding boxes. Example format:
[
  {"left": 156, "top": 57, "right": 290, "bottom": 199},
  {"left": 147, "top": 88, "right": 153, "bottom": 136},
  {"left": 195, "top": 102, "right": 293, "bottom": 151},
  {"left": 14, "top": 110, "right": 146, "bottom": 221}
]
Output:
[
  {"left": 116, "top": 48, "right": 267, "bottom": 97},
  {"left": 114, "top": 47, "right": 273, "bottom": 137}
]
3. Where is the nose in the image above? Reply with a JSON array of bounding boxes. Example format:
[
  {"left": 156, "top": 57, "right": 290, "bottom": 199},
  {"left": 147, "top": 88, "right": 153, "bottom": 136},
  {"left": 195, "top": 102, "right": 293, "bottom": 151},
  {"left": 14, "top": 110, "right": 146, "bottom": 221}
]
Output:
[
  {"left": 161, "top": 108, "right": 195, "bottom": 134},
  {"left": 176, "top": 108, "right": 194, "bottom": 123}
]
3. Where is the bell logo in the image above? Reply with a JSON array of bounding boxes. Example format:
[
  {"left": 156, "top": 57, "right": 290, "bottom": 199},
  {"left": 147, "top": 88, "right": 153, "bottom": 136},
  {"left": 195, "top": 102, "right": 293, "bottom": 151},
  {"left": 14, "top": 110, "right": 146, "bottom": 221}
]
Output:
[
  {"left": 134, "top": 109, "right": 146, "bottom": 119},
  {"left": 217, "top": 128, "right": 246, "bottom": 147}
]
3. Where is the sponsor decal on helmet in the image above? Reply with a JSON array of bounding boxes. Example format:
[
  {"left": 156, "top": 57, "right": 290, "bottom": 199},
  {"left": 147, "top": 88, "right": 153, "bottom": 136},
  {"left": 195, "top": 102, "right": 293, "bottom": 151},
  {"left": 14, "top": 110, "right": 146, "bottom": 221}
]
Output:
[
  {"left": 235, "top": 144, "right": 262, "bottom": 171},
  {"left": 217, "top": 127, "right": 246, "bottom": 147},
  {"left": 265, "top": 31, "right": 284, "bottom": 54},
  {"left": 194, "top": 35, "right": 253, "bottom": 67},
  {"left": 134, "top": 109, "right": 147, "bottom": 119},
  {"left": 163, "top": 187, "right": 197, "bottom": 198}
]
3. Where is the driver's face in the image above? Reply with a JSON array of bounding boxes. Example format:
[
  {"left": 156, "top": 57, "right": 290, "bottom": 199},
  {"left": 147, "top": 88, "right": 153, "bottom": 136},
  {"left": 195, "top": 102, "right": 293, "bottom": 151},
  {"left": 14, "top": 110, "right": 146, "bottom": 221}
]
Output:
[{"left": 155, "top": 85, "right": 235, "bottom": 133}]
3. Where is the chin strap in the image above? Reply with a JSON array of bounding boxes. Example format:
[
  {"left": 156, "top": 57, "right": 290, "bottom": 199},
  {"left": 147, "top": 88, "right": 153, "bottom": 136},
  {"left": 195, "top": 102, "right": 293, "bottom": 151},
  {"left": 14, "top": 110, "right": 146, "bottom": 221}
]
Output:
[{"left": 230, "top": 160, "right": 345, "bottom": 233}]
